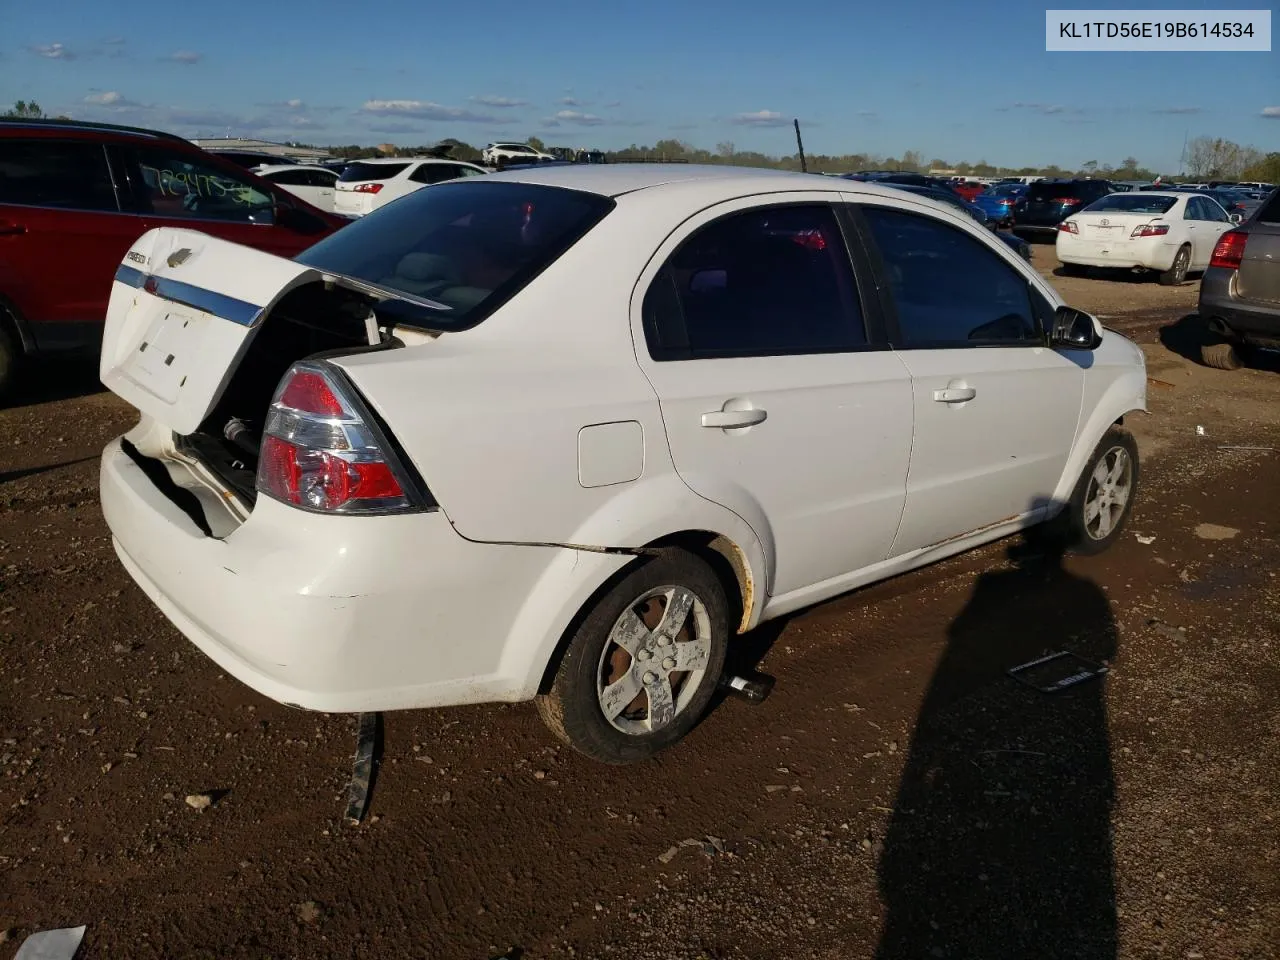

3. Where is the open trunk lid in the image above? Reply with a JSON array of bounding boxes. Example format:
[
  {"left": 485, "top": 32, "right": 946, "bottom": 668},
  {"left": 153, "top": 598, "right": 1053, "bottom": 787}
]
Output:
[{"left": 102, "top": 228, "right": 327, "bottom": 435}]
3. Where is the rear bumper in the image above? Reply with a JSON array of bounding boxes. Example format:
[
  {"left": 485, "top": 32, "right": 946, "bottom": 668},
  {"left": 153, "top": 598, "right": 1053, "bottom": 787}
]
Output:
[
  {"left": 101, "top": 432, "right": 627, "bottom": 712},
  {"left": 1199, "top": 268, "right": 1280, "bottom": 346},
  {"left": 1055, "top": 235, "right": 1177, "bottom": 271}
]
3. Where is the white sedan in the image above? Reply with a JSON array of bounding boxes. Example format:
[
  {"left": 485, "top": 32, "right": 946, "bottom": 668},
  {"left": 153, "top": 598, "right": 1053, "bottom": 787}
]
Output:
[
  {"left": 98, "top": 166, "right": 1147, "bottom": 764},
  {"left": 332, "top": 157, "right": 488, "bottom": 218},
  {"left": 1056, "top": 191, "right": 1241, "bottom": 285},
  {"left": 252, "top": 164, "right": 340, "bottom": 213}
]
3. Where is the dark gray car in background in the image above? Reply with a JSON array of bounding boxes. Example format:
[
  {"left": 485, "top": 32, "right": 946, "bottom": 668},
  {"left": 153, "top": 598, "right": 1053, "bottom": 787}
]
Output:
[{"left": 1197, "top": 189, "right": 1280, "bottom": 370}]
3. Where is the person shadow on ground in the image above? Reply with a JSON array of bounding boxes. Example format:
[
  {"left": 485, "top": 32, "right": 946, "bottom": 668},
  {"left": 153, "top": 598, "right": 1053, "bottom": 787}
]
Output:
[{"left": 874, "top": 526, "right": 1118, "bottom": 960}]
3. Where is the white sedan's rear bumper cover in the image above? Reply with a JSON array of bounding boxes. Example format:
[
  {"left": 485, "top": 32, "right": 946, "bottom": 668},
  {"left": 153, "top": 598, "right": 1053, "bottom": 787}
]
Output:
[
  {"left": 100, "top": 434, "right": 628, "bottom": 713},
  {"left": 1056, "top": 232, "right": 1180, "bottom": 271}
]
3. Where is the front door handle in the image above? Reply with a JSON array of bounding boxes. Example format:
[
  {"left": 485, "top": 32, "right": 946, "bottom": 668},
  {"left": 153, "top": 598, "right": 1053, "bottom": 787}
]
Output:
[
  {"left": 933, "top": 386, "right": 976, "bottom": 403},
  {"left": 701, "top": 409, "right": 767, "bottom": 429},
  {"left": 0, "top": 223, "right": 27, "bottom": 237}
]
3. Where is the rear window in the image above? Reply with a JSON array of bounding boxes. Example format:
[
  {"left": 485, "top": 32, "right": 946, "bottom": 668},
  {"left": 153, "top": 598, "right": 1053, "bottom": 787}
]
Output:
[
  {"left": 1084, "top": 194, "right": 1177, "bottom": 214},
  {"left": 339, "top": 162, "right": 409, "bottom": 183},
  {"left": 296, "top": 181, "right": 614, "bottom": 327},
  {"left": 0, "top": 139, "right": 118, "bottom": 211},
  {"left": 1027, "top": 182, "right": 1093, "bottom": 200}
]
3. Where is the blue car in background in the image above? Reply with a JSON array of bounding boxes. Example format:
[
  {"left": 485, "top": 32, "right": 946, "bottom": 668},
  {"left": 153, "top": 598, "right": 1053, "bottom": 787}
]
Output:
[{"left": 970, "top": 183, "right": 1025, "bottom": 227}]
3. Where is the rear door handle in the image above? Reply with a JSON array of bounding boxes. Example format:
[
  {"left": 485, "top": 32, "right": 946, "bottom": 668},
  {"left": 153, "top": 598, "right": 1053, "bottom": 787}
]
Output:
[
  {"left": 0, "top": 223, "right": 27, "bottom": 236},
  {"left": 701, "top": 409, "right": 767, "bottom": 429},
  {"left": 933, "top": 386, "right": 976, "bottom": 403}
]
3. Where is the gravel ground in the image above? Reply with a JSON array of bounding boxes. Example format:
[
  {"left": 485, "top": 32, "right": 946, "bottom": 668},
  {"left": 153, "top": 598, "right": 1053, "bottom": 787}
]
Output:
[{"left": 1, "top": 245, "right": 1278, "bottom": 959}]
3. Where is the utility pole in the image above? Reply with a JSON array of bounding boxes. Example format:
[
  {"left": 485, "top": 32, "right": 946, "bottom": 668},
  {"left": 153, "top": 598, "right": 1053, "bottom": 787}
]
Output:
[{"left": 794, "top": 118, "right": 807, "bottom": 173}]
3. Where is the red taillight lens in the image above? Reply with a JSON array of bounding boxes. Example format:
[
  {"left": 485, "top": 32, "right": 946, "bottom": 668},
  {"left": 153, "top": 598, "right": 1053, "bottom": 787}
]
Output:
[
  {"left": 257, "top": 363, "right": 425, "bottom": 514},
  {"left": 1209, "top": 230, "right": 1248, "bottom": 270},
  {"left": 354, "top": 183, "right": 384, "bottom": 194},
  {"left": 1054, "top": 197, "right": 1082, "bottom": 205},
  {"left": 1058, "top": 221, "right": 1079, "bottom": 234},
  {"left": 792, "top": 229, "right": 827, "bottom": 250},
  {"left": 1130, "top": 223, "right": 1170, "bottom": 238}
]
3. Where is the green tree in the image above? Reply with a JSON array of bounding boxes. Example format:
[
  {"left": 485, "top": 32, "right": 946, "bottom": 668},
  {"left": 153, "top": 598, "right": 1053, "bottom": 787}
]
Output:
[
  {"left": 526, "top": 136, "right": 546, "bottom": 152},
  {"left": 1241, "top": 152, "right": 1280, "bottom": 184},
  {"left": 3, "top": 100, "right": 45, "bottom": 118}
]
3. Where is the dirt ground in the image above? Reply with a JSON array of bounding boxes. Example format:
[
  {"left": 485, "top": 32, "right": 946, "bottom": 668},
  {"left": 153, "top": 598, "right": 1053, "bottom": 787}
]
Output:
[{"left": 2, "top": 245, "right": 1278, "bottom": 959}]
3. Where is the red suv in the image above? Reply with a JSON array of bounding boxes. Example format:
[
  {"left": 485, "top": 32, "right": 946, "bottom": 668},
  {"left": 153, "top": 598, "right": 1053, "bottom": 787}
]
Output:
[{"left": 0, "top": 119, "right": 346, "bottom": 399}]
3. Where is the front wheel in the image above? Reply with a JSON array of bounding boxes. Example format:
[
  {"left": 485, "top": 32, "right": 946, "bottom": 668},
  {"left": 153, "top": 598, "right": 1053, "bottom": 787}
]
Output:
[
  {"left": 1051, "top": 426, "right": 1140, "bottom": 555},
  {"left": 537, "top": 551, "right": 730, "bottom": 764}
]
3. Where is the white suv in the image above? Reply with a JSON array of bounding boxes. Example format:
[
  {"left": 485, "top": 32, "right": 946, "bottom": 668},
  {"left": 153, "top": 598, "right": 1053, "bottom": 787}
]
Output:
[
  {"left": 99, "top": 166, "right": 1147, "bottom": 764},
  {"left": 481, "top": 142, "right": 554, "bottom": 166},
  {"left": 332, "top": 157, "right": 487, "bottom": 218}
]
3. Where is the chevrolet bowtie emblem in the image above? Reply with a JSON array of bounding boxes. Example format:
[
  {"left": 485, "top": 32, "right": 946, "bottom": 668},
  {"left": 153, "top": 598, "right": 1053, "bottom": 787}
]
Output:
[{"left": 167, "top": 248, "right": 192, "bottom": 268}]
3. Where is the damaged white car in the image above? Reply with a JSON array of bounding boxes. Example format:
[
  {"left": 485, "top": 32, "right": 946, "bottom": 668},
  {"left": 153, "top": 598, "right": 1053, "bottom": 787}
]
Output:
[{"left": 100, "top": 166, "right": 1147, "bottom": 764}]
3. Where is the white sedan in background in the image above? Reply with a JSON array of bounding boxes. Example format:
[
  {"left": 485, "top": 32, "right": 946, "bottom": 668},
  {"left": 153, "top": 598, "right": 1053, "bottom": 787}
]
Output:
[
  {"left": 333, "top": 157, "right": 488, "bottom": 218},
  {"left": 98, "top": 166, "right": 1147, "bottom": 764},
  {"left": 252, "top": 164, "right": 340, "bottom": 213},
  {"left": 1056, "top": 191, "right": 1241, "bottom": 285}
]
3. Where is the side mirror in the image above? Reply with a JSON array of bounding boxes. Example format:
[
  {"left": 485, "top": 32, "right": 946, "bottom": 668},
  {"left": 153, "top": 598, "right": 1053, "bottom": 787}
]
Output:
[
  {"left": 1051, "top": 305, "right": 1101, "bottom": 350},
  {"left": 1229, "top": 213, "right": 1244, "bottom": 224}
]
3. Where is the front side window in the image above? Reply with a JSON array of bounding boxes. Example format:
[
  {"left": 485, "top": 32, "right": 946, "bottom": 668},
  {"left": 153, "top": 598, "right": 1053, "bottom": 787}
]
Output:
[
  {"left": 127, "top": 147, "right": 274, "bottom": 223},
  {"left": 643, "top": 204, "right": 866, "bottom": 360},
  {"left": 410, "top": 164, "right": 465, "bottom": 185},
  {"left": 297, "top": 180, "right": 613, "bottom": 326},
  {"left": 0, "top": 139, "right": 117, "bottom": 212},
  {"left": 862, "top": 206, "right": 1039, "bottom": 346}
]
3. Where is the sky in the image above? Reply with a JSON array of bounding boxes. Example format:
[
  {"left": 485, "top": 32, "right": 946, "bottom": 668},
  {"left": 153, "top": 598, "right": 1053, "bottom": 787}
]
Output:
[{"left": 2, "top": 0, "right": 1276, "bottom": 171}]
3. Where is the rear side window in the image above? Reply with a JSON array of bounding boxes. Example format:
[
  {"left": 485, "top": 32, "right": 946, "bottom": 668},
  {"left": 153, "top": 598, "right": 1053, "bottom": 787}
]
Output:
[
  {"left": 339, "top": 162, "right": 408, "bottom": 182},
  {"left": 0, "top": 139, "right": 117, "bottom": 211},
  {"left": 409, "top": 164, "right": 465, "bottom": 185},
  {"left": 862, "top": 206, "right": 1039, "bottom": 347},
  {"left": 296, "top": 180, "right": 613, "bottom": 326},
  {"left": 1085, "top": 194, "right": 1177, "bottom": 214},
  {"left": 1259, "top": 191, "right": 1280, "bottom": 224},
  {"left": 643, "top": 205, "right": 866, "bottom": 360}
]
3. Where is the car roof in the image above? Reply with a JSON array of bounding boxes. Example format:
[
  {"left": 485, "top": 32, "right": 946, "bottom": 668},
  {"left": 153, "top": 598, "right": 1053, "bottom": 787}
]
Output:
[
  {"left": 255, "top": 163, "right": 336, "bottom": 173},
  {"left": 0, "top": 116, "right": 190, "bottom": 143},
  {"left": 1100, "top": 190, "right": 1185, "bottom": 199},
  {"left": 480, "top": 162, "right": 843, "bottom": 198},
  {"left": 348, "top": 156, "right": 473, "bottom": 165}
]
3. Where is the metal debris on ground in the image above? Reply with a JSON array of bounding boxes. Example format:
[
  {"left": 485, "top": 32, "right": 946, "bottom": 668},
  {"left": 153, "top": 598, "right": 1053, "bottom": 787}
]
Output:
[
  {"left": 1008, "top": 651, "right": 1108, "bottom": 693},
  {"left": 14, "top": 926, "right": 86, "bottom": 960},
  {"left": 719, "top": 671, "right": 776, "bottom": 704},
  {"left": 1195, "top": 425, "right": 1206, "bottom": 436},
  {"left": 1219, "top": 445, "right": 1274, "bottom": 452},
  {"left": 345, "top": 712, "right": 381, "bottom": 825},
  {"left": 1135, "top": 534, "right": 1156, "bottom": 544}
]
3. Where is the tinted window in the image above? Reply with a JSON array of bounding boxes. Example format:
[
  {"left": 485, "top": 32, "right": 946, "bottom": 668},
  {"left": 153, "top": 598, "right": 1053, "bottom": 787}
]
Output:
[
  {"left": 263, "top": 169, "right": 311, "bottom": 186},
  {"left": 127, "top": 147, "right": 275, "bottom": 224},
  {"left": 1201, "top": 197, "right": 1230, "bottom": 221},
  {"left": 339, "top": 162, "right": 408, "bottom": 182},
  {"left": 1084, "top": 194, "right": 1177, "bottom": 214},
  {"left": 1027, "top": 181, "right": 1102, "bottom": 201},
  {"left": 297, "top": 181, "right": 612, "bottom": 325},
  {"left": 306, "top": 169, "right": 338, "bottom": 187},
  {"left": 0, "top": 139, "right": 117, "bottom": 211},
  {"left": 409, "top": 164, "right": 465, "bottom": 185},
  {"left": 863, "top": 206, "right": 1038, "bottom": 346},
  {"left": 1258, "top": 191, "right": 1280, "bottom": 224},
  {"left": 643, "top": 205, "right": 865, "bottom": 360}
]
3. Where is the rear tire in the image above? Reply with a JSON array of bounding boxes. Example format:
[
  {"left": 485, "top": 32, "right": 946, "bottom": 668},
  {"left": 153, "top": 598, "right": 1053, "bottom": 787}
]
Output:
[
  {"left": 1158, "top": 245, "right": 1191, "bottom": 286},
  {"left": 536, "top": 550, "right": 730, "bottom": 765},
  {"left": 1201, "top": 341, "right": 1243, "bottom": 370}
]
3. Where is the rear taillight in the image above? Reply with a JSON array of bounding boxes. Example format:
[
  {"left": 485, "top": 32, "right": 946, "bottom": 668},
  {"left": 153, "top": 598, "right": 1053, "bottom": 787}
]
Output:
[
  {"left": 1058, "top": 221, "right": 1079, "bottom": 234},
  {"left": 1130, "top": 223, "right": 1170, "bottom": 238},
  {"left": 354, "top": 183, "right": 384, "bottom": 194},
  {"left": 1209, "top": 230, "right": 1248, "bottom": 270},
  {"left": 257, "top": 362, "right": 429, "bottom": 515},
  {"left": 1054, "top": 197, "right": 1082, "bottom": 205}
]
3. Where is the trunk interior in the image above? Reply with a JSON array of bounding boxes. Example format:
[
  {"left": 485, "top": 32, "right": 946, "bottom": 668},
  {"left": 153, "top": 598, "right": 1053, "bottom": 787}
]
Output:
[{"left": 175, "top": 281, "right": 385, "bottom": 508}]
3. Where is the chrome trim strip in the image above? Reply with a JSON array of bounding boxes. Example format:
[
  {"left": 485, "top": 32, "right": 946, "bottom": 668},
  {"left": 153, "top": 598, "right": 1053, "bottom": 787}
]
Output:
[{"left": 113, "top": 265, "right": 263, "bottom": 326}]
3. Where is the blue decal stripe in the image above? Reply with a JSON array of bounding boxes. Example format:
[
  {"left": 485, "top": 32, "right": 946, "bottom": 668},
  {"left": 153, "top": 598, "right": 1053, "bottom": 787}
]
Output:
[{"left": 113, "top": 264, "right": 263, "bottom": 327}]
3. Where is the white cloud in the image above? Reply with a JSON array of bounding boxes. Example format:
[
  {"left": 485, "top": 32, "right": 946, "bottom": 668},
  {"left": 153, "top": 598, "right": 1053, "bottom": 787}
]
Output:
[
  {"left": 731, "top": 109, "right": 789, "bottom": 127},
  {"left": 285, "top": 98, "right": 304, "bottom": 109},
  {"left": 470, "top": 95, "right": 528, "bottom": 108},
  {"left": 361, "top": 99, "right": 498, "bottom": 122},
  {"left": 31, "top": 42, "right": 74, "bottom": 60},
  {"left": 1263, "top": 106, "right": 1280, "bottom": 118},
  {"left": 167, "top": 50, "right": 202, "bottom": 64},
  {"left": 83, "top": 91, "right": 138, "bottom": 106},
  {"left": 552, "top": 109, "right": 605, "bottom": 126},
  {"left": 560, "top": 97, "right": 589, "bottom": 106}
]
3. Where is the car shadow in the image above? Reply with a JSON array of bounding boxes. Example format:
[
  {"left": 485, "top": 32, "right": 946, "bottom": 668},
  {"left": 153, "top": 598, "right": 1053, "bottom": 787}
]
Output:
[
  {"left": 4, "top": 355, "right": 106, "bottom": 409},
  {"left": 0, "top": 454, "right": 100, "bottom": 485},
  {"left": 873, "top": 531, "right": 1118, "bottom": 960}
]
